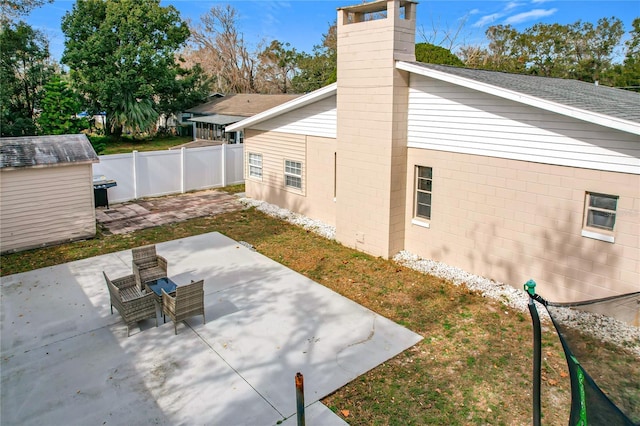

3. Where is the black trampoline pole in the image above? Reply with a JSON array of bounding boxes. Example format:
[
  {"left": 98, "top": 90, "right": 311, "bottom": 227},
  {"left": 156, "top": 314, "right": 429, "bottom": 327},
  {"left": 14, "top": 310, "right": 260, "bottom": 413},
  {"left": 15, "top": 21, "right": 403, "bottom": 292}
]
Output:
[{"left": 525, "top": 279, "right": 542, "bottom": 426}]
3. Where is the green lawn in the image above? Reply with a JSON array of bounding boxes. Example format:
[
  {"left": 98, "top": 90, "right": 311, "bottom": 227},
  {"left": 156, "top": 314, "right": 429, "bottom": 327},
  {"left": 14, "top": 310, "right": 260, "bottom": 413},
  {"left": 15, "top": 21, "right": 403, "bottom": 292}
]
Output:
[{"left": 90, "top": 135, "right": 193, "bottom": 155}]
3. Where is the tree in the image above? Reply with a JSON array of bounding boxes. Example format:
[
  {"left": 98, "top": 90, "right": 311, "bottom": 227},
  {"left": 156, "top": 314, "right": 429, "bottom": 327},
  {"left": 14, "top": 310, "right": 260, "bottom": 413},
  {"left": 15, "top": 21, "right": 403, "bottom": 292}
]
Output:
[
  {"left": 458, "top": 45, "right": 490, "bottom": 69},
  {"left": 1, "top": 0, "right": 52, "bottom": 24},
  {"left": 518, "top": 22, "right": 571, "bottom": 77},
  {"left": 576, "top": 18, "right": 624, "bottom": 82},
  {"left": 187, "top": 5, "right": 259, "bottom": 94},
  {"left": 109, "top": 94, "right": 158, "bottom": 135},
  {"left": 417, "top": 13, "right": 469, "bottom": 52},
  {"left": 520, "top": 18, "right": 624, "bottom": 81},
  {"left": 259, "top": 40, "right": 299, "bottom": 93},
  {"left": 415, "top": 43, "right": 464, "bottom": 66},
  {"left": 619, "top": 17, "right": 640, "bottom": 90},
  {"left": 0, "top": 21, "right": 55, "bottom": 136},
  {"left": 61, "top": 0, "right": 208, "bottom": 137},
  {"left": 484, "top": 24, "right": 526, "bottom": 73},
  {"left": 291, "top": 22, "right": 337, "bottom": 93},
  {"left": 37, "top": 75, "right": 88, "bottom": 135},
  {"left": 458, "top": 25, "right": 524, "bottom": 72},
  {"left": 154, "top": 62, "right": 211, "bottom": 118},
  {"left": 605, "top": 18, "right": 640, "bottom": 90},
  {"left": 460, "top": 18, "right": 626, "bottom": 84}
]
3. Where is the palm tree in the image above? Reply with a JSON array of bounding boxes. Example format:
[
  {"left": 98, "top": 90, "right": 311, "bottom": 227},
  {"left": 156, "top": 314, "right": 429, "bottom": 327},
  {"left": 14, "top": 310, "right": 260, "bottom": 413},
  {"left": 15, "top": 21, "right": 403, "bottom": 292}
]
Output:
[{"left": 108, "top": 94, "right": 159, "bottom": 137}]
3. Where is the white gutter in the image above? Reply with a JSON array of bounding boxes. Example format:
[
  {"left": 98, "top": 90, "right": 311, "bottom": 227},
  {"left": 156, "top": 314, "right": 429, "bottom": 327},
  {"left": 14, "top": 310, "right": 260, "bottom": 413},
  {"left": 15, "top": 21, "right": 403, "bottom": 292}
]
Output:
[{"left": 396, "top": 61, "right": 640, "bottom": 136}]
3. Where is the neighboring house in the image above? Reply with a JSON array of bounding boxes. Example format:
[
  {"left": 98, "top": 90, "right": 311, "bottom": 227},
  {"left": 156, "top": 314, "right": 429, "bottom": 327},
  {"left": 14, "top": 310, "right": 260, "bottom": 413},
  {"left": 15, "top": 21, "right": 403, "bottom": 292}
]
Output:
[
  {"left": 0, "top": 134, "right": 99, "bottom": 253},
  {"left": 226, "top": 0, "right": 640, "bottom": 302},
  {"left": 185, "top": 93, "right": 300, "bottom": 144},
  {"left": 165, "top": 93, "right": 226, "bottom": 137}
]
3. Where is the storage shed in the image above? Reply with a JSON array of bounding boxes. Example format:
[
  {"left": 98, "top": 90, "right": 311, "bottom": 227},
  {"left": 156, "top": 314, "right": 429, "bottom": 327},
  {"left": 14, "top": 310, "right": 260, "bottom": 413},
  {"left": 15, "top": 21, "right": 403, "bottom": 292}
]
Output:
[{"left": 0, "top": 134, "right": 99, "bottom": 253}]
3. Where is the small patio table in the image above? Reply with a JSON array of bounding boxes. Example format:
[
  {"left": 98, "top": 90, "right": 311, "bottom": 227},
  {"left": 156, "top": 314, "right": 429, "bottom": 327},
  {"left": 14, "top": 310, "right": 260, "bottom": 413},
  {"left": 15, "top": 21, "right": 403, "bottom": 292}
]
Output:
[{"left": 145, "top": 277, "right": 178, "bottom": 317}]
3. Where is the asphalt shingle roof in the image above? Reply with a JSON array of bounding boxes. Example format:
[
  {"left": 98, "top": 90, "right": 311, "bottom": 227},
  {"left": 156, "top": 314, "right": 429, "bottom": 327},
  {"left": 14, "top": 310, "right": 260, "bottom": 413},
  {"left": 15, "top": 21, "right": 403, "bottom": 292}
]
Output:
[
  {"left": 0, "top": 134, "right": 98, "bottom": 169},
  {"left": 406, "top": 62, "right": 640, "bottom": 124},
  {"left": 186, "top": 93, "right": 301, "bottom": 117}
]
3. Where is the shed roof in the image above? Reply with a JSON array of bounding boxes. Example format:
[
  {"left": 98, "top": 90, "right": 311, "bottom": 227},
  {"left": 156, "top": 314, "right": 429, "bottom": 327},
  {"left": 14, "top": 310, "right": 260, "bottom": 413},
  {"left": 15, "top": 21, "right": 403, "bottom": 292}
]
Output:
[
  {"left": 0, "top": 134, "right": 99, "bottom": 169},
  {"left": 185, "top": 93, "right": 301, "bottom": 117}
]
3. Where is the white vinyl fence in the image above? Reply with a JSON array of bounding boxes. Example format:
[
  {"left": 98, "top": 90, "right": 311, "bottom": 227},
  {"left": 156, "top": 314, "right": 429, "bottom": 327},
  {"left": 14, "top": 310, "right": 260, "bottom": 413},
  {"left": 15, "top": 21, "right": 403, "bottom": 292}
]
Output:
[{"left": 92, "top": 145, "right": 244, "bottom": 204}]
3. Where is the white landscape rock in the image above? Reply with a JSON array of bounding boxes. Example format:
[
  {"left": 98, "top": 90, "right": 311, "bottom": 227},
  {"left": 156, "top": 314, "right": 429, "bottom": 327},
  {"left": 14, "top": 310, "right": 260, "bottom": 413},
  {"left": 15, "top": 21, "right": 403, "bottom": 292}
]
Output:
[{"left": 240, "top": 197, "right": 337, "bottom": 240}]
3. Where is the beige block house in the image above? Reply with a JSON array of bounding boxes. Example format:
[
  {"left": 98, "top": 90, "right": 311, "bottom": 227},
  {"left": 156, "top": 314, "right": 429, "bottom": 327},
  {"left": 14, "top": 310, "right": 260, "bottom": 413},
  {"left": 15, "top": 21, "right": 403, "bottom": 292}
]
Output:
[
  {"left": 226, "top": 0, "right": 640, "bottom": 302},
  {"left": 0, "top": 135, "right": 99, "bottom": 253}
]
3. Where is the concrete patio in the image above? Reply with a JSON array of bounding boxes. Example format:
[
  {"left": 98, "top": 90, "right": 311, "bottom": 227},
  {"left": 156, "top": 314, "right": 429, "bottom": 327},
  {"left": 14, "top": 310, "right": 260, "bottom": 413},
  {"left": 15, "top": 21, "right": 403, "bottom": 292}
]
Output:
[{"left": 1, "top": 232, "right": 422, "bottom": 425}]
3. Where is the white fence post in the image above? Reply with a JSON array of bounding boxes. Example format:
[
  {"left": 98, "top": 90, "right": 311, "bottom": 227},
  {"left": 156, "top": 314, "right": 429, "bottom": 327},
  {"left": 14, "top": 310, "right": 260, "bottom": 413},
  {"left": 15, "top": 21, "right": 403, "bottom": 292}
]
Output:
[
  {"left": 221, "top": 143, "right": 227, "bottom": 188},
  {"left": 133, "top": 150, "right": 138, "bottom": 199},
  {"left": 181, "top": 147, "right": 186, "bottom": 194}
]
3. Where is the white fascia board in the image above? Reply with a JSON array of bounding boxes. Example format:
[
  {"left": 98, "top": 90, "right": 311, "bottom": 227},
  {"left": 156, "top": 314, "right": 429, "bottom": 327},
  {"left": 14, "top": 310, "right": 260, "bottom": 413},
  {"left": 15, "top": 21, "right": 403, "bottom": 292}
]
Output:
[
  {"left": 396, "top": 61, "right": 640, "bottom": 136},
  {"left": 225, "top": 83, "right": 337, "bottom": 132}
]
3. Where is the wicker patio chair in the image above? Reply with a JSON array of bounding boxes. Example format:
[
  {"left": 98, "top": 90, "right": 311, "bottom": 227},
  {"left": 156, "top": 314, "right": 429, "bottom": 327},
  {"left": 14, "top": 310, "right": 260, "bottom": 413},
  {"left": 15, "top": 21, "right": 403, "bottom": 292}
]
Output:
[
  {"left": 104, "top": 271, "right": 158, "bottom": 337},
  {"left": 132, "top": 244, "right": 168, "bottom": 292},
  {"left": 162, "top": 280, "right": 205, "bottom": 335}
]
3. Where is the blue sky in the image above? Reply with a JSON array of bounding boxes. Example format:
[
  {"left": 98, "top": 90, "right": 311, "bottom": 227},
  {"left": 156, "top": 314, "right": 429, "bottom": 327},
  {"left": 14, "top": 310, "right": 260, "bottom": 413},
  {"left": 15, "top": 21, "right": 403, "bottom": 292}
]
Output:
[{"left": 26, "top": 0, "right": 640, "bottom": 63}]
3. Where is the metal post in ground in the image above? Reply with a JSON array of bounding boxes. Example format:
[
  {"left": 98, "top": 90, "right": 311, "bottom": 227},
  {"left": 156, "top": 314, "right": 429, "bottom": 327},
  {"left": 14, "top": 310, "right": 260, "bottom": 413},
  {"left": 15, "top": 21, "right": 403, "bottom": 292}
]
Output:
[
  {"left": 295, "top": 372, "right": 305, "bottom": 426},
  {"left": 524, "top": 279, "right": 541, "bottom": 426}
]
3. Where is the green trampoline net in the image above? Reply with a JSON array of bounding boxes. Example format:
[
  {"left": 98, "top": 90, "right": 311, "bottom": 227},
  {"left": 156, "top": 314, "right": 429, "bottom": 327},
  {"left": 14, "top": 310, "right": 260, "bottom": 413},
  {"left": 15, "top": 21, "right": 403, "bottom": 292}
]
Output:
[{"left": 526, "top": 286, "right": 640, "bottom": 425}]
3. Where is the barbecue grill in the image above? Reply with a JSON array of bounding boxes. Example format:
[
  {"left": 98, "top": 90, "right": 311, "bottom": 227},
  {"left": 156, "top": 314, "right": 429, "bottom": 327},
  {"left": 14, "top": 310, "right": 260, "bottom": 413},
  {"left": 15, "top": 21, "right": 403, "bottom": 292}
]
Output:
[{"left": 93, "top": 175, "right": 117, "bottom": 209}]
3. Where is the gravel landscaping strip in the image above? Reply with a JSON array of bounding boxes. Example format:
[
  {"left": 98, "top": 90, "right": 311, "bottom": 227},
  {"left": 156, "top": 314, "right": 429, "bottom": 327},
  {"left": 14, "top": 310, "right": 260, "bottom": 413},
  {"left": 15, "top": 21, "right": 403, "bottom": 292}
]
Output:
[{"left": 239, "top": 197, "right": 337, "bottom": 240}]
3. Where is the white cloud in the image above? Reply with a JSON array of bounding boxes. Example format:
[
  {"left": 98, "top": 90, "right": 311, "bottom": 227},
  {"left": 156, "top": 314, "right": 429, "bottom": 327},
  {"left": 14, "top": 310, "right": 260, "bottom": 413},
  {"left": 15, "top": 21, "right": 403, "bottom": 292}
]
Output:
[
  {"left": 505, "top": 2, "right": 524, "bottom": 11},
  {"left": 469, "top": 8, "right": 480, "bottom": 15},
  {"left": 472, "top": 13, "right": 503, "bottom": 28},
  {"left": 531, "top": 0, "right": 552, "bottom": 4},
  {"left": 504, "top": 8, "right": 557, "bottom": 24}
]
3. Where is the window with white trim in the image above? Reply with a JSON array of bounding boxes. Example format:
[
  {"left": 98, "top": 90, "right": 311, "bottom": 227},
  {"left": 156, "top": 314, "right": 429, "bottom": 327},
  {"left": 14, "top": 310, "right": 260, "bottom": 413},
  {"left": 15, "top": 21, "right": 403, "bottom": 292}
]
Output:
[
  {"left": 284, "top": 160, "right": 302, "bottom": 190},
  {"left": 248, "top": 153, "right": 262, "bottom": 179},
  {"left": 582, "top": 192, "right": 618, "bottom": 242},
  {"left": 415, "top": 166, "right": 432, "bottom": 220}
]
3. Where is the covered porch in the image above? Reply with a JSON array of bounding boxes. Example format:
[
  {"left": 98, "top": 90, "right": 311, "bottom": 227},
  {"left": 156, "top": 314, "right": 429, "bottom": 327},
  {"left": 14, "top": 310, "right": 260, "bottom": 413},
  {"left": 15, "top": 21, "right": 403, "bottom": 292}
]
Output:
[{"left": 188, "top": 114, "right": 245, "bottom": 144}]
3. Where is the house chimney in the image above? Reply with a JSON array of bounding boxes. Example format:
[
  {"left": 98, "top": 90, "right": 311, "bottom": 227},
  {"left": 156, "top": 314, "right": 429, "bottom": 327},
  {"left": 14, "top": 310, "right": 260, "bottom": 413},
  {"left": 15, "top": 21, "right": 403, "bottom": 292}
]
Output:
[{"left": 335, "top": 0, "right": 416, "bottom": 258}]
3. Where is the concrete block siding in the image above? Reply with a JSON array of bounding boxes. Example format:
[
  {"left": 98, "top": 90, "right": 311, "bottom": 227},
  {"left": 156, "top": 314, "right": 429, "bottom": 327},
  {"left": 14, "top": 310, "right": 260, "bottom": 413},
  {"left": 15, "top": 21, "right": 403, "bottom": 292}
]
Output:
[
  {"left": 336, "top": 0, "right": 415, "bottom": 258},
  {"left": 404, "top": 148, "right": 640, "bottom": 302}
]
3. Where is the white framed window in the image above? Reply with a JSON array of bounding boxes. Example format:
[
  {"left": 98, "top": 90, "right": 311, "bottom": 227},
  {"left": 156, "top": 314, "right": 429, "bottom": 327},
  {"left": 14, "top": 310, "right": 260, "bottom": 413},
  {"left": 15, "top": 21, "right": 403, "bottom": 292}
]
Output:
[
  {"left": 582, "top": 192, "right": 618, "bottom": 243},
  {"left": 414, "top": 166, "right": 432, "bottom": 224},
  {"left": 284, "top": 160, "right": 302, "bottom": 190},
  {"left": 248, "top": 153, "right": 262, "bottom": 179}
]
